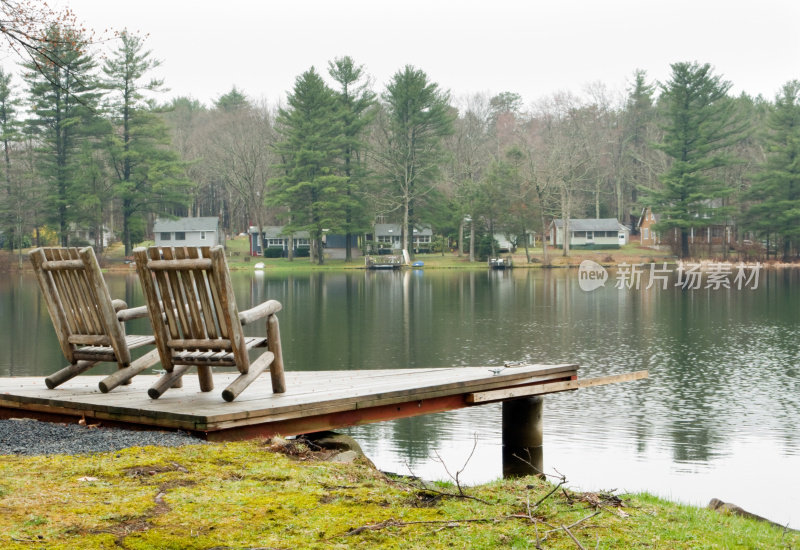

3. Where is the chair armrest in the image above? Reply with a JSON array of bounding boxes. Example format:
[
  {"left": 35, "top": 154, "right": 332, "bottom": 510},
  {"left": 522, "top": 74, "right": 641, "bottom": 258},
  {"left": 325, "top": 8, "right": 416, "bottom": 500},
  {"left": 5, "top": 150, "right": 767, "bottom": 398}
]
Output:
[
  {"left": 117, "top": 305, "right": 150, "bottom": 322},
  {"left": 239, "top": 300, "right": 282, "bottom": 325},
  {"left": 111, "top": 299, "right": 129, "bottom": 312}
]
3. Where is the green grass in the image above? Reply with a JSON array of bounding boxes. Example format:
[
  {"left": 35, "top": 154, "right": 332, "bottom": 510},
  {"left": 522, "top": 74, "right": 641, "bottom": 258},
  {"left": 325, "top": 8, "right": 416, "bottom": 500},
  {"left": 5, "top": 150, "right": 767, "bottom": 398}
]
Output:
[
  {"left": 41, "top": 236, "right": 678, "bottom": 274},
  {"left": 0, "top": 440, "right": 794, "bottom": 549}
]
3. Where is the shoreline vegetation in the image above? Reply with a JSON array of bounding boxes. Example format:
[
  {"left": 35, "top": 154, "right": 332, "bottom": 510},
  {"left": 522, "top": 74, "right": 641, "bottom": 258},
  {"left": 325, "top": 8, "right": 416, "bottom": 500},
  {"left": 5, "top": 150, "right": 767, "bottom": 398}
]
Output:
[
  {"left": 0, "top": 437, "right": 795, "bottom": 549},
  {"left": 2, "top": 236, "right": 797, "bottom": 273}
]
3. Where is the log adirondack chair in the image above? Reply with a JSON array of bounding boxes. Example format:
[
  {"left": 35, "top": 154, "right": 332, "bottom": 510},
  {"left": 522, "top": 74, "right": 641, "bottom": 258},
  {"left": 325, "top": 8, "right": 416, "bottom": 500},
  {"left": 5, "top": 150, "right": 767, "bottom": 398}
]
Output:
[
  {"left": 132, "top": 245, "right": 286, "bottom": 402},
  {"left": 29, "top": 247, "right": 160, "bottom": 392}
]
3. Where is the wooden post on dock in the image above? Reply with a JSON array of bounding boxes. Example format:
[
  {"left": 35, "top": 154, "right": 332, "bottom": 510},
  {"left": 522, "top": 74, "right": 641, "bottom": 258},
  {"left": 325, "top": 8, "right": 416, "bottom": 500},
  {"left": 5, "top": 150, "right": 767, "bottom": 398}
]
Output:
[{"left": 502, "top": 396, "right": 544, "bottom": 478}]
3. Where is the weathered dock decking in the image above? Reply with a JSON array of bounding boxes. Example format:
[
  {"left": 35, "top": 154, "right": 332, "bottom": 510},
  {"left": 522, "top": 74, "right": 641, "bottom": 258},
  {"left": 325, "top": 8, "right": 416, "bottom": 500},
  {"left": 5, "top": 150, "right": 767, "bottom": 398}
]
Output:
[{"left": 0, "top": 365, "right": 648, "bottom": 441}]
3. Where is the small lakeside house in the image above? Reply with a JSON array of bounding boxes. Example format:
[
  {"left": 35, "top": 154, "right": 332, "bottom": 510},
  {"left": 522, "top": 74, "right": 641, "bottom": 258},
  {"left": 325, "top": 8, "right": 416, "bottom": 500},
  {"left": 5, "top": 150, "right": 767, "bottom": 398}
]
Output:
[
  {"left": 549, "top": 218, "right": 629, "bottom": 248},
  {"left": 248, "top": 226, "right": 310, "bottom": 256},
  {"left": 637, "top": 205, "right": 736, "bottom": 249},
  {"left": 153, "top": 217, "right": 223, "bottom": 248},
  {"left": 369, "top": 223, "right": 433, "bottom": 252},
  {"left": 638, "top": 207, "right": 661, "bottom": 246}
]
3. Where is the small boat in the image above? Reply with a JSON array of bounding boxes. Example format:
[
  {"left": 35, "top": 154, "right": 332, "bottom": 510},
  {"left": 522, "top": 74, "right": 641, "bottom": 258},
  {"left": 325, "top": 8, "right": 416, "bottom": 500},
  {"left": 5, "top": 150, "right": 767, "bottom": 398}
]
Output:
[
  {"left": 253, "top": 262, "right": 265, "bottom": 270},
  {"left": 412, "top": 261, "right": 424, "bottom": 268}
]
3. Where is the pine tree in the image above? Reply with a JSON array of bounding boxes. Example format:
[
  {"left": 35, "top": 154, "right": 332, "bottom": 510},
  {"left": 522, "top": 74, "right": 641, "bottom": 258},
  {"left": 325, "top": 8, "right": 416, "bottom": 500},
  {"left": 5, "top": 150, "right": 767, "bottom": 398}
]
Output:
[
  {"left": 328, "top": 56, "right": 375, "bottom": 262},
  {"left": 647, "top": 62, "right": 747, "bottom": 258},
  {"left": 269, "top": 68, "right": 347, "bottom": 265},
  {"left": 103, "top": 31, "right": 192, "bottom": 254},
  {"left": 379, "top": 66, "right": 454, "bottom": 258},
  {"left": 24, "top": 25, "right": 103, "bottom": 246},
  {"left": 0, "top": 68, "right": 30, "bottom": 265},
  {"left": 745, "top": 81, "right": 800, "bottom": 260},
  {"left": 215, "top": 87, "right": 249, "bottom": 112}
]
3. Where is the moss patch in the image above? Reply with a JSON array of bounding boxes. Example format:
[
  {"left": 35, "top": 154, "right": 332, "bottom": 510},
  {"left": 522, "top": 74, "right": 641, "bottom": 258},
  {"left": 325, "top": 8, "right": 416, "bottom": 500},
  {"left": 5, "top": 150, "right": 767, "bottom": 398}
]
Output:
[{"left": 0, "top": 440, "right": 795, "bottom": 549}]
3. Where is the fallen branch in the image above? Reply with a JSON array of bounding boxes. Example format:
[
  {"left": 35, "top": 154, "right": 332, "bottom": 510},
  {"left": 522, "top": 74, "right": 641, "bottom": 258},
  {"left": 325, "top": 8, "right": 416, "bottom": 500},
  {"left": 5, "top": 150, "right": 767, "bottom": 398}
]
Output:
[
  {"left": 397, "top": 459, "right": 493, "bottom": 505},
  {"left": 345, "top": 517, "right": 495, "bottom": 537},
  {"left": 543, "top": 511, "right": 601, "bottom": 535},
  {"left": 562, "top": 524, "right": 588, "bottom": 550}
]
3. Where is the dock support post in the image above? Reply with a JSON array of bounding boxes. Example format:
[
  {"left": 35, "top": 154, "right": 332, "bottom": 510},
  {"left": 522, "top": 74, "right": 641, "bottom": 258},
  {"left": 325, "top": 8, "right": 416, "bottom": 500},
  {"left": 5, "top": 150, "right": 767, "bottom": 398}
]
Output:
[{"left": 502, "top": 396, "right": 543, "bottom": 478}]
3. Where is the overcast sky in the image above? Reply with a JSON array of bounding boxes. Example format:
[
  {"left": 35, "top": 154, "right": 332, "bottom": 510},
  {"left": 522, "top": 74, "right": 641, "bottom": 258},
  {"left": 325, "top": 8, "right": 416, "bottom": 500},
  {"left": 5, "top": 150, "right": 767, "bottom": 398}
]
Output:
[{"left": 26, "top": 0, "right": 800, "bottom": 107}]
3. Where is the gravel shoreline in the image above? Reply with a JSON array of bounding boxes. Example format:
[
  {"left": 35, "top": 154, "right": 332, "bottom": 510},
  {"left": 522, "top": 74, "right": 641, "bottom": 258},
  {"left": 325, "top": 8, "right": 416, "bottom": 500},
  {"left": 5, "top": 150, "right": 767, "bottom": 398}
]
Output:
[{"left": 0, "top": 418, "right": 205, "bottom": 456}]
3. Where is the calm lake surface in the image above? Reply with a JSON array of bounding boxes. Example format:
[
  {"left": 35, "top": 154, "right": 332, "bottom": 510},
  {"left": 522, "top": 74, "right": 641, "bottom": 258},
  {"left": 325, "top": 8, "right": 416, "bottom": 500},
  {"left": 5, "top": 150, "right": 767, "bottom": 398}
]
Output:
[{"left": 1, "top": 267, "right": 798, "bottom": 528}]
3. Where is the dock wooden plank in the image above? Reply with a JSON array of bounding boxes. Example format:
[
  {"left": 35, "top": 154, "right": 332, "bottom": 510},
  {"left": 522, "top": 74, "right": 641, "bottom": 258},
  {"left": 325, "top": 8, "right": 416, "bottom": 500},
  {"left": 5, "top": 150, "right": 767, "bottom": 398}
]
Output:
[
  {"left": 0, "top": 364, "right": 582, "bottom": 434},
  {"left": 465, "top": 370, "right": 649, "bottom": 403}
]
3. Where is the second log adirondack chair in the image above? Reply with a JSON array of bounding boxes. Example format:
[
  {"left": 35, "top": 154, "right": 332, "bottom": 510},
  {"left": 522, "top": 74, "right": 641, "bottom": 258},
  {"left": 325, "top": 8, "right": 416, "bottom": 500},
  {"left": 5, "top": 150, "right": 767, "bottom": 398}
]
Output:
[
  {"left": 132, "top": 245, "right": 286, "bottom": 402},
  {"left": 29, "top": 246, "right": 160, "bottom": 392}
]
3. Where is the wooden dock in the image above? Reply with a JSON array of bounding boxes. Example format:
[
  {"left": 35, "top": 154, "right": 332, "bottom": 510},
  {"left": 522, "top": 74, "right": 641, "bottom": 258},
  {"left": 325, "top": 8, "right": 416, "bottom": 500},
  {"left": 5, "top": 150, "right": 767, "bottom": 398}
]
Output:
[{"left": 0, "top": 365, "right": 648, "bottom": 441}]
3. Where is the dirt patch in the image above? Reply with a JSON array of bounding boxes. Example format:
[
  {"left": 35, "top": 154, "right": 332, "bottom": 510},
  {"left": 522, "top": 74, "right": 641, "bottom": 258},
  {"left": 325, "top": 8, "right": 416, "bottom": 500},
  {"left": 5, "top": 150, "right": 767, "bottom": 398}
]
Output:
[{"left": 124, "top": 461, "right": 189, "bottom": 479}]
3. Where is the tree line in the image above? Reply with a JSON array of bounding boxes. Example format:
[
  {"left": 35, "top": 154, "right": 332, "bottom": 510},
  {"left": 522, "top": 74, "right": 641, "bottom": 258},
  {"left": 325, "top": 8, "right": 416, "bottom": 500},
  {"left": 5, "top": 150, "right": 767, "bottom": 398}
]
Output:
[{"left": 1, "top": 26, "right": 798, "bottom": 262}]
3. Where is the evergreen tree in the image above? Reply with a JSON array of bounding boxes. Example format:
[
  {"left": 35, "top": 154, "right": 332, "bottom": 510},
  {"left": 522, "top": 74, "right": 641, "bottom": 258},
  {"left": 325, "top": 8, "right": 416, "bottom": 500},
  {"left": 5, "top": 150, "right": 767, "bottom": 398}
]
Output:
[
  {"left": 647, "top": 62, "right": 747, "bottom": 258},
  {"left": 24, "top": 25, "right": 104, "bottom": 246},
  {"left": 0, "top": 68, "right": 22, "bottom": 251},
  {"left": 379, "top": 66, "right": 454, "bottom": 258},
  {"left": 745, "top": 81, "right": 800, "bottom": 260},
  {"left": 103, "top": 31, "right": 192, "bottom": 254},
  {"left": 269, "top": 68, "right": 347, "bottom": 265},
  {"left": 0, "top": 68, "right": 35, "bottom": 266},
  {"left": 328, "top": 56, "right": 375, "bottom": 262},
  {"left": 215, "top": 86, "right": 249, "bottom": 112},
  {"left": 621, "top": 69, "right": 657, "bottom": 218}
]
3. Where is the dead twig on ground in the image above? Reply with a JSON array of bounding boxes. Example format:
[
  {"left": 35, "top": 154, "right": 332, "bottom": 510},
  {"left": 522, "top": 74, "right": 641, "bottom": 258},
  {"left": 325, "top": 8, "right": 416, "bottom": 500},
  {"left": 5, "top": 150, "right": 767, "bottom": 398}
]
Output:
[
  {"left": 344, "top": 518, "right": 495, "bottom": 537},
  {"left": 562, "top": 524, "right": 588, "bottom": 549}
]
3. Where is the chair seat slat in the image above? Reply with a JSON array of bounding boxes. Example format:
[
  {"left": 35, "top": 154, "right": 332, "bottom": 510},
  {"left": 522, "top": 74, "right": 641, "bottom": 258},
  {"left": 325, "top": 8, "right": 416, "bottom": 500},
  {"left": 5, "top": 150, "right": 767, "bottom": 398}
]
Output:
[
  {"left": 167, "top": 338, "right": 232, "bottom": 350},
  {"left": 68, "top": 335, "right": 111, "bottom": 346}
]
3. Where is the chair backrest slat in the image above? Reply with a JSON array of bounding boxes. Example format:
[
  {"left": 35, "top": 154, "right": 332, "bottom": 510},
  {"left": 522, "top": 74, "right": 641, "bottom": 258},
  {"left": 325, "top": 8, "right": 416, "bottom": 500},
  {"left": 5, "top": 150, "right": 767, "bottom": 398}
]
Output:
[
  {"left": 188, "top": 247, "right": 220, "bottom": 340},
  {"left": 205, "top": 254, "right": 228, "bottom": 340},
  {"left": 160, "top": 247, "right": 193, "bottom": 340},
  {"left": 174, "top": 247, "right": 207, "bottom": 341},
  {"left": 66, "top": 248, "right": 103, "bottom": 335},
  {"left": 30, "top": 246, "right": 131, "bottom": 366},
  {"left": 46, "top": 248, "right": 86, "bottom": 335}
]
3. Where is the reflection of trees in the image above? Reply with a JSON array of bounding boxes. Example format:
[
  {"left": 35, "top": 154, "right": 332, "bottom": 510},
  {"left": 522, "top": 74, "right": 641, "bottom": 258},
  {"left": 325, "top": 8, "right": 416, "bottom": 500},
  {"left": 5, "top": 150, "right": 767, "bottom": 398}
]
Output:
[
  {"left": 0, "top": 274, "right": 64, "bottom": 376},
  {"left": 6, "top": 268, "right": 800, "bottom": 477},
  {"left": 348, "top": 412, "right": 452, "bottom": 466}
]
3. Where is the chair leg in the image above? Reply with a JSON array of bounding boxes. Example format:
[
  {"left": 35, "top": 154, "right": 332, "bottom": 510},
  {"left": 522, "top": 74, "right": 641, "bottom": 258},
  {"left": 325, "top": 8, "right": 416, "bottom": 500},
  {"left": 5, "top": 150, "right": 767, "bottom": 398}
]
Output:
[
  {"left": 198, "top": 365, "right": 214, "bottom": 392},
  {"left": 221, "top": 352, "right": 274, "bottom": 402},
  {"left": 148, "top": 365, "right": 191, "bottom": 399},
  {"left": 98, "top": 349, "right": 161, "bottom": 393},
  {"left": 267, "top": 315, "right": 286, "bottom": 393},
  {"left": 45, "top": 360, "right": 98, "bottom": 389}
]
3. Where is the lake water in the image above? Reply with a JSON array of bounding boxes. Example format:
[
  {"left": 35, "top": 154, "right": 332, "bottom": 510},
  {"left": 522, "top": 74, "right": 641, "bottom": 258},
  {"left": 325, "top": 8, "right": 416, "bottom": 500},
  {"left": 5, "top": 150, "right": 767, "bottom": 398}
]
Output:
[{"left": 1, "top": 267, "right": 798, "bottom": 528}]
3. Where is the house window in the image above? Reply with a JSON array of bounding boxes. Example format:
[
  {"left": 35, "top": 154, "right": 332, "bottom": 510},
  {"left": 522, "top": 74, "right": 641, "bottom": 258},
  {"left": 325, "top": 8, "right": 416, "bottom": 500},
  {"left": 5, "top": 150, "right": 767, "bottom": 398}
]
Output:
[
  {"left": 574, "top": 231, "right": 585, "bottom": 238},
  {"left": 160, "top": 232, "right": 171, "bottom": 241},
  {"left": 413, "top": 235, "right": 431, "bottom": 244},
  {"left": 268, "top": 238, "right": 284, "bottom": 247},
  {"left": 586, "top": 231, "right": 594, "bottom": 240},
  {"left": 200, "top": 231, "right": 206, "bottom": 240},
  {"left": 643, "top": 228, "right": 649, "bottom": 241},
  {"left": 295, "top": 239, "right": 310, "bottom": 246},
  {"left": 175, "top": 232, "right": 186, "bottom": 240},
  {"left": 377, "top": 236, "right": 392, "bottom": 243}
]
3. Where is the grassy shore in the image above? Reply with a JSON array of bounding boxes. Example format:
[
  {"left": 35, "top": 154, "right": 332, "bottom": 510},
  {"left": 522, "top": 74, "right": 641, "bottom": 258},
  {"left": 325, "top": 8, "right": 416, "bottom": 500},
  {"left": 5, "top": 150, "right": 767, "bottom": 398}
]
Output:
[
  {"left": 4, "top": 234, "right": 786, "bottom": 273},
  {"left": 0, "top": 439, "right": 794, "bottom": 549},
  {"left": 83, "top": 235, "right": 674, "bottom": 273}
]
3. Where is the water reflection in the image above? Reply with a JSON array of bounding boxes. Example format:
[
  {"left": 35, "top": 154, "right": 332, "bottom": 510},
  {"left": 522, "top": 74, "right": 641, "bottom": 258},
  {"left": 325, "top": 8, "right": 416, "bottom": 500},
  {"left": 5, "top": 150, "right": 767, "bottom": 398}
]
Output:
[{"left": 1, "top": 267, "right": 798, "bottom": 526}]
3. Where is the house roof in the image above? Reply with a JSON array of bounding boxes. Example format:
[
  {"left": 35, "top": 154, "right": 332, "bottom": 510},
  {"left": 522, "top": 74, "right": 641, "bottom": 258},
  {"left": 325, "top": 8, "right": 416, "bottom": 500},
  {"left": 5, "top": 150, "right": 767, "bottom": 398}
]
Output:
[
  {"left": 637, "top": 207, "right": 661, "bottom": 229},
  {"left": 248, "top": 226, "right": 310, "bottom": 239},
  {"left": 154, "top": 217, "right": 219, "bottom": 232},
  {"left": 551, "top": 218, "right": 627, "bottom": 232},
  {"left": 374, "top": 223, "right": 433, "bottom": 236}
]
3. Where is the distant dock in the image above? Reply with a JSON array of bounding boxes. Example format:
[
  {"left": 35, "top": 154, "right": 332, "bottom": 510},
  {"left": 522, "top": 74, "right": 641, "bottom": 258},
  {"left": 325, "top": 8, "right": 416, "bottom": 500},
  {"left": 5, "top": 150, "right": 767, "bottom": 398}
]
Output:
[{"left": 365, "top": 255, "right": 404, "bottom": 270}]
